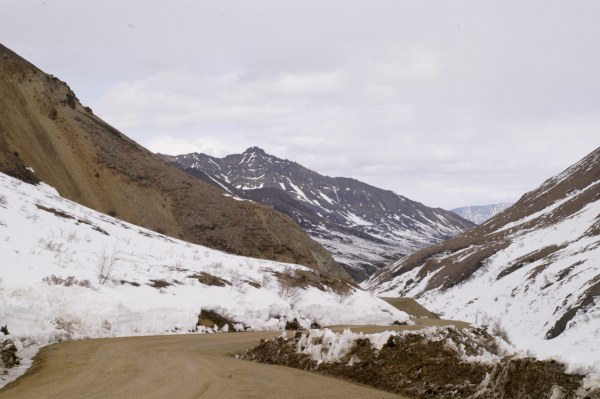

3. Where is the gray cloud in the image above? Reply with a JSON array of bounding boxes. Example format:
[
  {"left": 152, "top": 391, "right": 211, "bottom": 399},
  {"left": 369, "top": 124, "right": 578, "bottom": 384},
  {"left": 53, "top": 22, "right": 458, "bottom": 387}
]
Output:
[{"left": 1, "top": 0, "right": 599, "bottom": 208}]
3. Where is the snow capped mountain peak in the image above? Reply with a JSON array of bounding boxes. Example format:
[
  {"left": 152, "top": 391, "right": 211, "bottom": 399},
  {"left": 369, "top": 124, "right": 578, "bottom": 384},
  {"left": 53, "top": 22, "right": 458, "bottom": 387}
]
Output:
[
  {"left": 161, "top": 148, "right": 474, "bottom": 281},
  {"left": 242, "top": 146, "right": 268, "bottom": 156}
]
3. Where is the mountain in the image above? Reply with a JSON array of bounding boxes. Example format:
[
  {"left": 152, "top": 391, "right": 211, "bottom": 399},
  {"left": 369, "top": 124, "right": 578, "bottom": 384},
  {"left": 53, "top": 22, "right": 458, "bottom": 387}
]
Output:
[
  {"left": 161, "top": 147, "right": 474, "bottom": 281},
  {"left": 0, "top": 171, "right": 408, "bottom": 388},
  {"left": 451, "top": 203, "right": 512, "bottom": 224},
  {"left": 366, "top": 146, "right": 600, "bottom": 369},
  {"left": 0, "top": 43, "right": 342, "bottom": 277}
]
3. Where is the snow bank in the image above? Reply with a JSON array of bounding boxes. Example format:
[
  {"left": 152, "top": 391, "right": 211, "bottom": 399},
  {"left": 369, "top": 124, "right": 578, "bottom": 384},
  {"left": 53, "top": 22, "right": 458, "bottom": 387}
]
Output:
[{"left": 0, "top": 172, "right": 408, "bottom": 388}]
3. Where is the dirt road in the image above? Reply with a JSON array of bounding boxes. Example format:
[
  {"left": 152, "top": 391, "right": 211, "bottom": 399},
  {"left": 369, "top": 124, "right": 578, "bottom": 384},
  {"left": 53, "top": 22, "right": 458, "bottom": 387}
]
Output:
[
  {"left": 0, "top": 330, "right": 408, "bottom": 399},
  {"left": 1, "top": 296, "right": 467, "bottom": 399}
]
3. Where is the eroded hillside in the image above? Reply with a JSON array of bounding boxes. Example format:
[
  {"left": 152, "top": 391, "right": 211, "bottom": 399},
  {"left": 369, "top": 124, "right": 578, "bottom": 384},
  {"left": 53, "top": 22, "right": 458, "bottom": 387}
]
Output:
[{"left": 0, "top": 43, "right": 343, "bottom": 277}]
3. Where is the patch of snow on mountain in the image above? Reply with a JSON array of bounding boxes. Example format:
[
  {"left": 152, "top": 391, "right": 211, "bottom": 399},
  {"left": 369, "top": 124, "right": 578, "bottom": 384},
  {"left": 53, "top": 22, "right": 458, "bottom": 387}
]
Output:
[
  {"left": 286, "top": 178, "right": 313, "bottom": 205},
  {"left": 497, "top": 181, "right": 599, "bottom": 232},
  {"left": 207, "top": 174, "right": 233, "bottom": 194},
  {"left": 208, "top": 158, "right": 221, "bottom": 169},
  {"left": 319, "top": 191, "right": 336, "bottom": 205},
  {"left": 343, "top": 211, "right": 372, "bottom": 227}
]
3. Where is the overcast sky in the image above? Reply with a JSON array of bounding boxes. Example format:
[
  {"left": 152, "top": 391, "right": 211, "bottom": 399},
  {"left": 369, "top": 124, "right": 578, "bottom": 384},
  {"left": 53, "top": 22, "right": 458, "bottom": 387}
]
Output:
[{"left": 2, "top": 1, "right": 599, "bottom": 209}]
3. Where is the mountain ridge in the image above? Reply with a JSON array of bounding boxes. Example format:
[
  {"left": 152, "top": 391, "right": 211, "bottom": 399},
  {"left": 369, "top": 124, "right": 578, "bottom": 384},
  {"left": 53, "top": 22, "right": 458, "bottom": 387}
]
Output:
[{"left": 161, "top": 147, "right": 474, "bottom": 281}]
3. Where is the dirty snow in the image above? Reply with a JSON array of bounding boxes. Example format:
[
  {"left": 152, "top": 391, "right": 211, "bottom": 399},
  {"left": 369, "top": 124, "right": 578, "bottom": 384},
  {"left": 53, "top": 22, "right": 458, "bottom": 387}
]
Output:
[{"left": 293, "top": 326, "right": 513, "bottom": 365}]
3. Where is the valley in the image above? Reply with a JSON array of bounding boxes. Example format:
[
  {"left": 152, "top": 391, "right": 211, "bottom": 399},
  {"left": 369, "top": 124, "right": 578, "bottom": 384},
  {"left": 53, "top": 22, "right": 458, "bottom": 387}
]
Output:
[{"left": 0, "top": 39, "right": 599, "bottom": 398}]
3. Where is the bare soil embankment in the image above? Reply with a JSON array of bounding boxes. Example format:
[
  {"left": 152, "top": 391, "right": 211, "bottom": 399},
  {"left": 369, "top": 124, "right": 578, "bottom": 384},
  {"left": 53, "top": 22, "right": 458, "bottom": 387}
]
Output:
[
  {"left": 0, "top": 43, "right": 342, "bottom": 277},
  {"left": 243, "top": 326, "right": 597, "bottom": 399}
]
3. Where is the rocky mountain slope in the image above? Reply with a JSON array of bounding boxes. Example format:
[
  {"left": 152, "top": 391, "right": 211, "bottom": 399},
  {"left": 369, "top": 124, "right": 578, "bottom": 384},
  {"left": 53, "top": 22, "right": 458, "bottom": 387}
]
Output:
[
  {"left": 162, "top": 147, "right": 474, "bottom": 281},
  {"left": 0, "top": 43, "right": 342, "bottom": 276},
  {"left": 451, "top": 203, "right": 512, "bottom": 224},
  {"left": 367, "top": 146, "right": 600, "bottom": 371},
  {"left": 0, "top": 171, "right": 407, "bottom": 388}
]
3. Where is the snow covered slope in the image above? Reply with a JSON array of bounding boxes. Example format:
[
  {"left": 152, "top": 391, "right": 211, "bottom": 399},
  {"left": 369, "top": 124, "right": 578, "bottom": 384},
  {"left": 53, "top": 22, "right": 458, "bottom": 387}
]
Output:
[
  {"left": 451, "top": 203, "right": 512, "bottom": 224},
  {"left": 0, "top": 172, "right": 408, "bottom": 388},
  {"left": 367, "top": 147, "right": 600, "bottom": 373},
  {"left": 161, "top": 147, "right": 474, "bottom": 281}
]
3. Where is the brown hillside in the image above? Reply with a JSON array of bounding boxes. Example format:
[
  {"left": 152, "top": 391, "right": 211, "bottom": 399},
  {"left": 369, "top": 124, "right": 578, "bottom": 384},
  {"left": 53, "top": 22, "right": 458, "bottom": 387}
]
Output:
[
  {"left": 370, "top": 145, "right": 600, "bottom": 292},
  {"left": 371, "top": 148, "right": 600, "bottom": 290},
  {"left": 0, "top": 43, "right": 343, "bottom": 277}
]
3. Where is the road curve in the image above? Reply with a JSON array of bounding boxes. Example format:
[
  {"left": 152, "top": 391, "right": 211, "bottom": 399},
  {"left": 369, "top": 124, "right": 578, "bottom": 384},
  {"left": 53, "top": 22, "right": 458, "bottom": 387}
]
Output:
[{"left": 0, "top": 330, "right": 407, "bottom": 399}]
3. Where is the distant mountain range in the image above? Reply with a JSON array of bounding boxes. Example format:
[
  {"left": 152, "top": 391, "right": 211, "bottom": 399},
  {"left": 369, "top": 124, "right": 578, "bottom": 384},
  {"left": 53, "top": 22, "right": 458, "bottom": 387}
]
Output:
[
  {"left": 160, "top": 147, "right": 474, "bottom": 281},
  {"left": 367, "top": 146, "right": 600, "bottom": 367},
  {"left": 451, "top": 203, "right": 512, "bottom": 224}
]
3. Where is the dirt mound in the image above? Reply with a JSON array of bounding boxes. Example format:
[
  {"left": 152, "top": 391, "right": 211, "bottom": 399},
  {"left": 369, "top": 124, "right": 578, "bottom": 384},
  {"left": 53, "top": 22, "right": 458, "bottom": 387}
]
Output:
[
  {"left": 0, "top": 340, "right": 20, "bottom": 369},
  {"left": 0, "top": 43, "right": 343, "bottom": 278},
  {"left": 242, "top": 327, "right": 598, "bottom": 398},
  {"left": 197, "top": 309, "right": 240, "bottom": 332}
]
